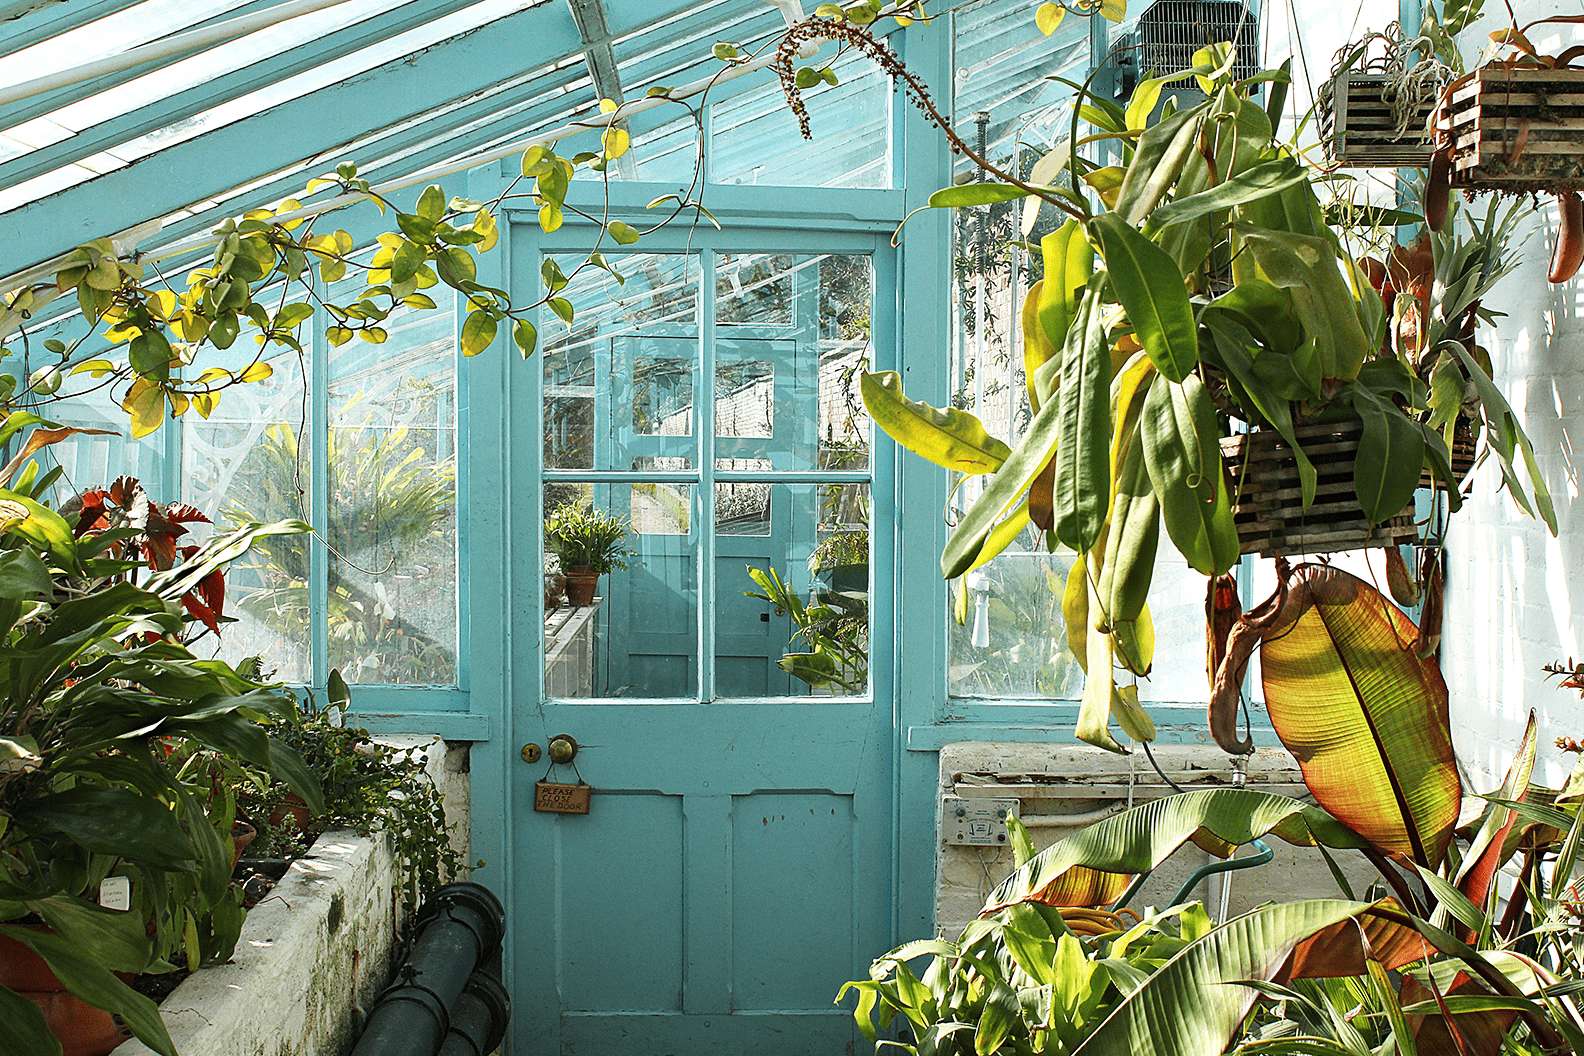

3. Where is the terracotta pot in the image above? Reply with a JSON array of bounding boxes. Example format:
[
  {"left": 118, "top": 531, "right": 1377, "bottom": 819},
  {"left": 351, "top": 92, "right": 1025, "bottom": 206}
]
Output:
[
  {"left": 268, "top": 792, "right": 313, "bottom": 834},
  {"left": 231, "top": 820, "right": 257, "bottom": 870},
  {"left": 0, "top": 928, "right": 129, "bottom": 1056},
  {"left": 564, "top": 570, "right": 599, "bottom": 607}
]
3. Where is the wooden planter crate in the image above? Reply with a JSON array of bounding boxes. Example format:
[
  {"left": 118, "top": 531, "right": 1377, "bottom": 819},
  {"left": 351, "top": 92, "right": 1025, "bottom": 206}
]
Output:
[
  {"left": 1417, "top": 416, "right": 1478, "bottom": 490},
  {"left": 1221, "top": 422, "right": 1419, "bottom": 559},
  {"left": 1446, "top": 67, "right": 1584, "bottom": 193},
  {"left": 1325, "top": 69, "right": 1439, "bottom": 167}
]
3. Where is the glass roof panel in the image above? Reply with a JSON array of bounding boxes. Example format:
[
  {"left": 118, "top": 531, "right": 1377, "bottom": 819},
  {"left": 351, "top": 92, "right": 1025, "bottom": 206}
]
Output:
[
  {"left": 0, "top": 0, "right": 248, "bottom": 93},
  {"left": 953, "top": 0, "right": 1092, "bottom": 173}
]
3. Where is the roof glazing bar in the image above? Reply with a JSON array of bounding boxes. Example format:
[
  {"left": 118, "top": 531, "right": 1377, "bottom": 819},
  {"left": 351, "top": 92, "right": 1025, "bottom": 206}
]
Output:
[{"left": 0, "top": 0, "right": 358, "bottom": 107}]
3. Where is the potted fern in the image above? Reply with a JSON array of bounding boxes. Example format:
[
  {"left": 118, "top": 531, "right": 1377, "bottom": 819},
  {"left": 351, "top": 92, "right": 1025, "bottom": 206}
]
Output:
[{"left": 544, "top": 502, "right": 631, "bottom": 607}]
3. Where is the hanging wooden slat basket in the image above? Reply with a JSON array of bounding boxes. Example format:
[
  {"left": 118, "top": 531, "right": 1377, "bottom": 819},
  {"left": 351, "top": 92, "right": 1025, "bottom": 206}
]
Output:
[
  {"left": 1446, "top": 67, "right": 1584, "bottom": 193},
  {"left": 1417, "top": 416, "right": 1478, "bottom": 490},
  {"left": 1221, "top": 422, "right": 1419, "bottom": 559},
  {"left": 1325, "top": 69, "right": 1439, "bottom": 168}
]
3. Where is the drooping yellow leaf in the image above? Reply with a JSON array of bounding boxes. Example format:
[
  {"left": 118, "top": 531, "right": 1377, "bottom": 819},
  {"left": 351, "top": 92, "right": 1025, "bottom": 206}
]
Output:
[
  {"left": 1034, "top": 2, "right": 1065, "bottom": 35},
  {"left": 1099, "top": 0, "right": 1125, "bottom": 21},
  {"left": 122, "top": 377, "right": 164, "bottom": 438},
  {"left": 602, "top": 125, "right": 631, "bottom": 160},
  {"left": 238, "top": 361, "right": 273, "bottom": 384}
]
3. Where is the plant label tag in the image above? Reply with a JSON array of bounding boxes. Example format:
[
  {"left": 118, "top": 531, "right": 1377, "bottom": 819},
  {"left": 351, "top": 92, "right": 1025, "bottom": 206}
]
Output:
[
  {"left": 534, "top": 780, "right": 592, "bottom": 815},
  {"left": 99, "top": 876, "right": 131, "bottom": 912}
]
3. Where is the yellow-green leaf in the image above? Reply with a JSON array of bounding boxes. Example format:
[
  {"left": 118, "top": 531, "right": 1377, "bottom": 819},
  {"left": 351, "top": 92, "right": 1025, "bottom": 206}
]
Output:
[
  {"left": 602, "top": 125, "right": 631, "bottom": 160},
  {"left": 1035, "top": 2, "right": 1065, "bottom": 35},
  {"left": 238, "top": 361, "right": 273, "bottom": 383},
  {"left": 122, "top": 377, "right": 165, "bottom": 439},
  {"left": 461, "top": 310, "right": 498, "bottom": 357},
  {"left": 860, "top": 371, "right": 1011, "bottom": 474}
]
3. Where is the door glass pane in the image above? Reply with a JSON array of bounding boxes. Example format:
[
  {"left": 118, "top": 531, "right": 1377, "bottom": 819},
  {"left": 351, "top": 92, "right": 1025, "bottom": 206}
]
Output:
[
  {"left": 712, "top": 52, "right": 890, "bottom": 188},
  {"left": 543, "top": 254, "right": 699, "bottom": 471},
  {"left": 714, "top": 253, "right": 872, "bottom": 471},
  {"left": 715, "top": 483, "right": 870, "bottom": 699},
  {"left": 181, "top": 339, "right": 310, "bottom": 684},
  {"left": 544, "top": 482, "right": 698, "bottom": 700},
  {"left": 326, "top": 294, "right": 459, "bottom": 685}
]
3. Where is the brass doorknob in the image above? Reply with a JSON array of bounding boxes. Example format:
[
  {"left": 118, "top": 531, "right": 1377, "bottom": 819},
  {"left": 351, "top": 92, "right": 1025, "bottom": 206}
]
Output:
[
  {"left": 520, "top": 742, "right": 541, "bottom": 764},
  {"left": 548, "top": 734, "right": 579, "bottom": 764}
]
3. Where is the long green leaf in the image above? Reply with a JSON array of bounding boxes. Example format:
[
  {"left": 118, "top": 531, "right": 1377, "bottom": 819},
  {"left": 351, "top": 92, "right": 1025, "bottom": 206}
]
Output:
[
  {"left": 1235, "top": 225, "right": 1371, "bottom": 381},
  {"left": 942, "top": 402, "right": 1062, "bottom": 578},
  {"left": 984, "top": 788, "right": 1366, "bottom": 911},
  {"left": 13, "top": 786, "right": 196, "bottom": 869},
  {"left": 1093, "top": 213, "right": 1198, "bottom": 382},
  {"left": 1444, "top": 340, "right": 1556, "bottom": 533},
  {"left": 0, "top": 925, "right": 176, "bottom": 1056},
  {"left": 1071, "top": 900, "right": 1398, "bottom": 1056},
  {"left": 1146, "top": 157, "right": 1309, "bottom": 230},
  {"left": 1052, "top": 276, "right": 1112, "bottom": 552},
  {"left": 0, "top": 986, "right": 60, "bottom": 1056},
  {"left": 1348, "top": 387, "right": 1424, "bottom": 524},
  {"left": 1115, "top": 105, "right": 1206, "bottom": 225},
  {"left": 861, "top": 371, "right": 1011, "bottom": 474},
  {"left": 1036, "top": 220, "right": 1095, "bottom": 388},
  {"left": 1140, "top": 374, "right": 1239, "bottom": 575},
  {"left": 29, "top": 895, "right": 156, "bottom": 973}
]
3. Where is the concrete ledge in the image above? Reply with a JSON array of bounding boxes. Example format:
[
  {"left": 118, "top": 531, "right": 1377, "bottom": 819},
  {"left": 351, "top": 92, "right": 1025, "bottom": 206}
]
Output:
[
  {"left": 113, "top": 736, "right": 471, "bottom": 1056},
  {"left": 113, "top": 831, "right": 399, "bottom": 1056}
]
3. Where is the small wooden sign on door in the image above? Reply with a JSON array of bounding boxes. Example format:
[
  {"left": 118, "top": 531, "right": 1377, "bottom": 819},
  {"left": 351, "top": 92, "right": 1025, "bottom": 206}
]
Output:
[{"left": 534, "top": 780, "right": 592, "bottom": 815}]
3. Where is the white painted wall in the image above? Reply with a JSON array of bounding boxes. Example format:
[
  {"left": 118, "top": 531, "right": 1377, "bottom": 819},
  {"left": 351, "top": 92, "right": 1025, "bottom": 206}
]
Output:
[{"left": 1442, "top": 5, "right": 1584, "bottom": 792}]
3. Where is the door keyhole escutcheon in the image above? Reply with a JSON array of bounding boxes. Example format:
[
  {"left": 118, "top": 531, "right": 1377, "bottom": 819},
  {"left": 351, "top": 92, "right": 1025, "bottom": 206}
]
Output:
[
  {"left": 548, "top": 734, "right": 579, "bottom": 765},
  {"left": 520, "top": 743, "right": 541, "bottom": 764}
]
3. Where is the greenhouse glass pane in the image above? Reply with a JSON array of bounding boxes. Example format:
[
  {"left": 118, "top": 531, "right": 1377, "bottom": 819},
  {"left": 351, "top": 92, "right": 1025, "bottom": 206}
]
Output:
[
  {"left": 181, "top": 337, "right": 311, "bottom": 685},
  {"left": 326, "top": 273, "right": 459, "bottom": 686},
  {"left": 543, "top": 481, "right": 699, "bottom": 700},
  {"left": 714, "top": 482, "right": 871, "bottom": 699},
  {"left": 32, "top": 362, "right": 164, "bottom": 505},
  {"left": 713, "top": 253, "right": 872, "bottom": 472},
  {"left": 711, "top": 52, "right": 890, "bottom": 188},
  {"left": 542, "top": 253, "right": 700, "bottom": 472}
]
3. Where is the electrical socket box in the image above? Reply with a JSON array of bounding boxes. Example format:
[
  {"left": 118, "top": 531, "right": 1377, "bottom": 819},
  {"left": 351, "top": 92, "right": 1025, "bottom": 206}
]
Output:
[{"left": 942, "top": 796, "right": 1019, "bottom": 847}]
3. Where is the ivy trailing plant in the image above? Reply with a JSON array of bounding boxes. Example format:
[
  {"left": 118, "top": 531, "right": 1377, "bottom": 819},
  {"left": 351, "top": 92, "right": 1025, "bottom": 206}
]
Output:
[
  {"left": 235, "top": 672, "right": 462, "bottom": 915},
  {"left": 848, "top": 41, "right": 1547, "bottom": 752},
  {"left": 0, "top": 82, "right": 730, "bottom": 440}
]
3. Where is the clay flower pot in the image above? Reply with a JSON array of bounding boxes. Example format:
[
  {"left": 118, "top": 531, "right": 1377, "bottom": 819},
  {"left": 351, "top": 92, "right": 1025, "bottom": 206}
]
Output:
[
  {"left": 268, "top": 792, "right": 314, "bottom": 834},
  {"left": 564, "top": 569, "right": 599, "bottom": 607},
  {"left": 0, "top": 927, "right": 128, "bottom": 1056},
  {"left": 231, "top": 820, "right": 257, "bottom": 870}
]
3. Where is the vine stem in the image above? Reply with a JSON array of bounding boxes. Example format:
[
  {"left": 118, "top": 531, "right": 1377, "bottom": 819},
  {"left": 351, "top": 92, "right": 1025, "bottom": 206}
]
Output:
[{"left": 772, "top": 18, "right": 1086, "bottom": 220}]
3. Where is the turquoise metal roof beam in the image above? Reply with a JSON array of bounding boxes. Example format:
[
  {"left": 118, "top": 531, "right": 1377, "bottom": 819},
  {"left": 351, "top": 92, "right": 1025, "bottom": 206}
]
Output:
[
  {"left": 0, "top": 0, "right": 491, "bottom": 188},
  {"left": 0, "top": 1, "right": 586, "bottom": 276},
  {"left": 564, "top": 0, "right": 636, "bottom": 177},
  {"left": 0, "top": 0, "right": 143, "bottom": 57}
]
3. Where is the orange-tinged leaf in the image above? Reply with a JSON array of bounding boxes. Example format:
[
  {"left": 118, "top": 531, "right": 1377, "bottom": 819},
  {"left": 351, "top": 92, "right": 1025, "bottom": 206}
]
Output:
[
  {"left": 1455, "top": 712, "right": 1537, "bottom": 913},
  {"left": 1247, "top": 563, "right": 1461, "bottom": 866}
]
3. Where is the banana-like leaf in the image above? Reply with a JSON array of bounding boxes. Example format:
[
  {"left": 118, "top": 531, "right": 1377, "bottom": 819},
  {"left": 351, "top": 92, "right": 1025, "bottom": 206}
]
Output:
[
  {"left": 1216, "top": 563, "right": 1461, "bottom": 866},
  {"left": 1140, "top": 373, "right": 1239, "bottom": 575},
  {"left": 1069, "top": 900, "right": 1425, "bottom": 1056},
  {"left": 860, "top": 371, "right": 1011, "bottom": 475},
  {"left": 1093, "top": 212, "right": 1198, "bottom": 382},
  {"left": 982, "top": 788, "right": 1367, "bottom": 912},
  {"left": 1455, "top": 712, "right": 1537, "bottom": 912},
  {"left": 1052, "top": 275, "right": 1112, "bottom": 553}
]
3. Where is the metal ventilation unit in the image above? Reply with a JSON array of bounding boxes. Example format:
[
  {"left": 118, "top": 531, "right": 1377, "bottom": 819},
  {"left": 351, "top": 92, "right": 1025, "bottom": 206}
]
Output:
[{"left": 1105, "top": 0, "right": 1260, "bottom": 101}]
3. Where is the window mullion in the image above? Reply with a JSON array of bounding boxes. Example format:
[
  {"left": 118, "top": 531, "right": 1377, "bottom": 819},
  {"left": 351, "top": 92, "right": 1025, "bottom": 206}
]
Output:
[
  {"left": 308, "top": 271, "right": 330, "bottom": 691},
  {"left": 699, "top": 248, "right": 717, "bottom": 704}
]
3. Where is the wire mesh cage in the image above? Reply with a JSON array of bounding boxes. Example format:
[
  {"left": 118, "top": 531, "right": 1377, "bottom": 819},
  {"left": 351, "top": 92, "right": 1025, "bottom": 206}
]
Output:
[{"left": 1105, "top": 0, "right": 1260, "bottom": 99}]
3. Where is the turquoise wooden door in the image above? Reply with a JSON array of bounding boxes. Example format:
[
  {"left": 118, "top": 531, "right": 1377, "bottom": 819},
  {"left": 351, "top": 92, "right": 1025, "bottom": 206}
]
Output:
[{"left": 514, "top": 227, "right": 896, "bottom": 1056}]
